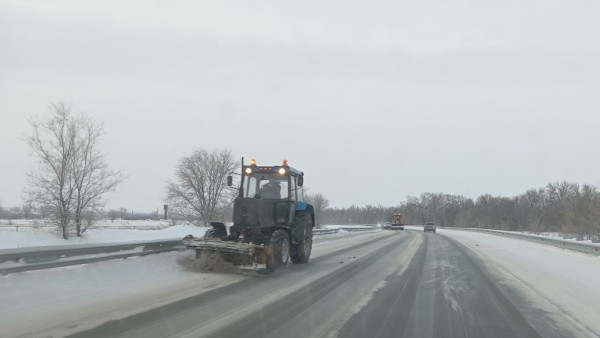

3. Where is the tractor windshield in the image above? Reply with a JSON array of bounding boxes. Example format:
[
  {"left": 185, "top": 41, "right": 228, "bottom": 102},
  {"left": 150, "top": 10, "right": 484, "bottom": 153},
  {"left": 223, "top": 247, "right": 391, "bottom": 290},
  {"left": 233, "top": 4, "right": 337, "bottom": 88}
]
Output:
[{"left": 244, "top": 174, "right": 289, "bottom": 199}]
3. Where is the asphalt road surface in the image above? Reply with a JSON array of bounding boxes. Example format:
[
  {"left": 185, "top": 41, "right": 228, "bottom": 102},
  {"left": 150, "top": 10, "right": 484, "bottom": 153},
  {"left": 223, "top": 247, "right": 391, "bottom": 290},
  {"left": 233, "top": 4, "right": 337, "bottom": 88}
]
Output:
[{"left": 67, "top": 230, "right": 576, "bottom": 338}]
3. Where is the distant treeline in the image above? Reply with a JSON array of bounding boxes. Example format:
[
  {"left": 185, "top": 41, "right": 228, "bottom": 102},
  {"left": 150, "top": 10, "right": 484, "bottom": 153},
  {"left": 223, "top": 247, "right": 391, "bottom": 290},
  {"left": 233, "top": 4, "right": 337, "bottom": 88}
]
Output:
[
  {"left": 321, "top": 181, "right": 600, "bottom": 237},
  {"left": 0, "top": 206, "right": 169, "bottom": 222}
]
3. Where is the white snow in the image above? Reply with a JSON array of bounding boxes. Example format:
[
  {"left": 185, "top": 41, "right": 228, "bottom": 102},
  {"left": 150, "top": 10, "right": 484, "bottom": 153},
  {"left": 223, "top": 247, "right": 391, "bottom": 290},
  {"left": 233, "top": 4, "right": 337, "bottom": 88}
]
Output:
[
  {"left": 440, "top": 229, "right": 600, "bottom": 336},
  {"left": 0, "top": 219, "right": 36, "bottom": 225},
  {"left": 0, "top": 223, "right": 207, "bottom": 250}
]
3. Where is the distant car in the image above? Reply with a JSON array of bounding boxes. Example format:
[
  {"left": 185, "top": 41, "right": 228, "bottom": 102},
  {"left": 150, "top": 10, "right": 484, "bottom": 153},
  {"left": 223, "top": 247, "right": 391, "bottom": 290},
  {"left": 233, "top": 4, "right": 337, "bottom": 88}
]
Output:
[
  {"left": 383, "top": 222, "right": 392, "bottom": 230},
  {"left": 424, "top": 222, "right": 436, "bottom": 233}
]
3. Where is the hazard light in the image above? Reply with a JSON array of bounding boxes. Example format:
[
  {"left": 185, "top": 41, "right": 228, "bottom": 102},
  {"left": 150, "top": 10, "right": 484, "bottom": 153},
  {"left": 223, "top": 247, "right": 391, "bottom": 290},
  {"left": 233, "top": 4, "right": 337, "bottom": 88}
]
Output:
[
  {"left": 250, "top": 159, "right": 257, "bottom": 166},
  {"left": 282, "top": 159, "right": 288, "bottom": 166}
]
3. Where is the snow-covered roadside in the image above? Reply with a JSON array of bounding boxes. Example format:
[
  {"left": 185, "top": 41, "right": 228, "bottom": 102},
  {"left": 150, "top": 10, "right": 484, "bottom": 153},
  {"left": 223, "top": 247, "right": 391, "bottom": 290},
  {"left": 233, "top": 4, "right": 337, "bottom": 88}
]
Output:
[
  {"left": 0, "top": 251, "right": 245, "bottom": 338},
  {"left": 440, "top": 229, "right": 600, "bottom": 336},
  {"left": 0, "top": 223, "right": 381, "bottom": 250},
  {"left": 0, "top": 230, "right": 392, "bottom": 338},
  {"left": 0, "top": 224, "right": 207, "bottom": 250}
]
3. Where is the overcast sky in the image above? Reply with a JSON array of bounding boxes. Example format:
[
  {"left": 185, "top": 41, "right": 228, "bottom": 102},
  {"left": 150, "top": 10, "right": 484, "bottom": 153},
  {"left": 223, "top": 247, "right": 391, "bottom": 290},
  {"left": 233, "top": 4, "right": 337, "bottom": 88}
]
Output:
[{"left": 1, "top": 0, "right": 599, "bottom": 212}]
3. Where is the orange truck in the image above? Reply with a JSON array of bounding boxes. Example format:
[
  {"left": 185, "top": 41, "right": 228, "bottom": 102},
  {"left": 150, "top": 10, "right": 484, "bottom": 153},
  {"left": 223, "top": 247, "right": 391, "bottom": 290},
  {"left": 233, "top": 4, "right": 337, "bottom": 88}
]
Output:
[{"left": 391, "top": 213, "right": 404, "bottom": 230}]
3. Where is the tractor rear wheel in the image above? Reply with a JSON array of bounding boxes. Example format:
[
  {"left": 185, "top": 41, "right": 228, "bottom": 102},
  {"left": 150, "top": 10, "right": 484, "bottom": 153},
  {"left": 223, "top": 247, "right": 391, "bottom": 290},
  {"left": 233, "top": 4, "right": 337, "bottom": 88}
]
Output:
[
  {"left": 268, "top": 230, "right": 290, "bottom": 271},
  {"left": 291, "top": 212, "right": 313, "bottom": 264}
]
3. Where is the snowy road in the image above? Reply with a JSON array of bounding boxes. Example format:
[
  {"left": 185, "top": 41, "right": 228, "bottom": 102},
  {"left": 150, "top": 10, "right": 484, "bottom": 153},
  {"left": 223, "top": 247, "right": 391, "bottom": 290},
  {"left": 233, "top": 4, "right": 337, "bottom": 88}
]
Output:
[{"left": 3, "top": 228, "right": 600, "bottom": 338}]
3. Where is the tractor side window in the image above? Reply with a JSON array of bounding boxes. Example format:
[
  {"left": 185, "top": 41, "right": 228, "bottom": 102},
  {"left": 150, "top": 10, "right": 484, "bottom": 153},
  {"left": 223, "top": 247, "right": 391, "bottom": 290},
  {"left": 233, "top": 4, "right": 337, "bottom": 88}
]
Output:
[
  {"left": 244, "top": 176, "right": 258, "bottom": 198},
  {"left": 289, "top": 176, "right": 297, "bottom": 201},
  {"left": 297, "top": 185, "right": 304, "bottom": 202},
  {"left": 279, "top": 180, "right": 289, "bottom": 199}
]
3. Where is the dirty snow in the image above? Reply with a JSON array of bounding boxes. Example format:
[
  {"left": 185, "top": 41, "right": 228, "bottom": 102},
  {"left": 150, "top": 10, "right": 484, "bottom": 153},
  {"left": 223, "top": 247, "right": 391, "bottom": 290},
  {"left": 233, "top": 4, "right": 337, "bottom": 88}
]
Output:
[
  {"left": 0, "top": 229, "right": 392, "bottom": 338},
  {"left": 0, "top": 250, "right": 245, "bottom": 338}
]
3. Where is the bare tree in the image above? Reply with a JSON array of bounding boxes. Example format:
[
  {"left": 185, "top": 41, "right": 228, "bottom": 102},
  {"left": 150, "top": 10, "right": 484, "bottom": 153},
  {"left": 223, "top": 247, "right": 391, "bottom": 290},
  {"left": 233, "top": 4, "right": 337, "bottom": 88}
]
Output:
[
  {"left": 305, "top": 192, "right": 329, "bottom": 227},
  {"left": 25, "top": 103, "right": 79, "bottom": 239},
  {"left": 166, "top": 148, "right": 238, "bottom": 225},
  {"left": 71, "top": 115, "right": 124, "bottom": 236},
  {"left": 108, "top": 209, "right": 119, "bottom": 222},
  {"left": 25, "top": 102, "right": 123, "bottom": 239},
  {"left": 82, "top": 209, "right": 97, "bottom": 229},
  {"left": 119, "top": 207, "right": 128, "bottom": 220},
  {"left": 22, "top": 203, "right": 33, "bottom": 220},
  {"left": 150, "top": 209, "right": 160, "bottom": 221}
]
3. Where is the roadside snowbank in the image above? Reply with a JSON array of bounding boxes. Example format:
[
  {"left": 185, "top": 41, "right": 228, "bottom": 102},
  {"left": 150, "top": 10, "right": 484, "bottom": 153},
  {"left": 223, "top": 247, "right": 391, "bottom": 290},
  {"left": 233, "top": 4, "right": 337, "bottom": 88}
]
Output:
[{"left": 441, "top": 229, "right": 600, "bottom": 336}]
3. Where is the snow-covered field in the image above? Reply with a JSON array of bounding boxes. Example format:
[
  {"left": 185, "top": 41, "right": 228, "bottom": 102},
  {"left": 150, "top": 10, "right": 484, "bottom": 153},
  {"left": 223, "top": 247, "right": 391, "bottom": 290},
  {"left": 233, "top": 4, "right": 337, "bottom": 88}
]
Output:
[
  {"left": 0, "top": 222, "right": 207, "bottom": 250},
  {"left": 440, "top": 229, "right": 600, "bottom": 336}
]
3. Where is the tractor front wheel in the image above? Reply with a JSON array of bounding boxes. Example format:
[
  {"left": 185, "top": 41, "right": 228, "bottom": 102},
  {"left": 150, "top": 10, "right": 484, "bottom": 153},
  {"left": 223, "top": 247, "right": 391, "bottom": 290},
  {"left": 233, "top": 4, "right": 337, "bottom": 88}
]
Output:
[{"left": 267, "top": 230, "right": 290, "bottom": 271}]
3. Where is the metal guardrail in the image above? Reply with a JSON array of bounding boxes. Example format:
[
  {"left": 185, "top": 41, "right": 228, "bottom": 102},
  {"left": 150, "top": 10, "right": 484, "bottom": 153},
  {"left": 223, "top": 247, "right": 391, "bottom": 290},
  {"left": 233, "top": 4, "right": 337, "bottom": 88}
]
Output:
[
  {"left": 314, "top": 226, "right": 379, "bottom": 235},
  {"left": 441, "top": 227, "right": 600, "bottom": 256},
  {"left": 0, "top": 239, "right": 186, "bottom": 275},
  {"left": 0, "top": 224, "right": 55, "bottom": 232},
  {"left": 313, "top": 228, "right": 340, "bottom": 235},
  {"left": 341, "top": 227, "right": 379, "bottom": 232},
  {"left": 87, "top": 225, "right": 171, "bottom": 230},
  {"left": 0, "top": 225, "right": 380, "bottom": 275}
]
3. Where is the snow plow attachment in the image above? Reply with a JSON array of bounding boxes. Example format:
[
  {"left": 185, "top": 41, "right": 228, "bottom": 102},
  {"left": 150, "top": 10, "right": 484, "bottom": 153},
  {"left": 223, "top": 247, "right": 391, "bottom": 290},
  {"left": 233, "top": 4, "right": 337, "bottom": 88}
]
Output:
[{"left": 182, "top": 235, "right": 275, "bottom": 271}]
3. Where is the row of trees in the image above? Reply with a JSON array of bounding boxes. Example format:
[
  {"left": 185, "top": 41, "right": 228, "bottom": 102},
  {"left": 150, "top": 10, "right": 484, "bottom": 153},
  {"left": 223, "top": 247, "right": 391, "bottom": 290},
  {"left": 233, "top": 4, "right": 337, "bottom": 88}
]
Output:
[
  {"left": 19, "top": 103, "right": 600, "bottom": 239},
  {"left": 0, "top": 203, "right": 35, "bottom": 220},
  {"left": 0, "top": 204, "right": 162, "bottom": 223},
  {"left": 318, "top": 182, "right": 600, "bottom": 238}
]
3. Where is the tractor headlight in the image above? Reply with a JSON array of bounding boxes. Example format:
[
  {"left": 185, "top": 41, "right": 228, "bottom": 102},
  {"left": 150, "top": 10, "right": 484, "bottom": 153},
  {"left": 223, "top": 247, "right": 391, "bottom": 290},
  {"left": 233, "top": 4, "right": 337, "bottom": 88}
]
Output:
[
  {"left": 245, "top": 168, "right": 252, "bottom": 174},
  {"left": 278, "top": 168, "right": 286, "bottom": 175}
]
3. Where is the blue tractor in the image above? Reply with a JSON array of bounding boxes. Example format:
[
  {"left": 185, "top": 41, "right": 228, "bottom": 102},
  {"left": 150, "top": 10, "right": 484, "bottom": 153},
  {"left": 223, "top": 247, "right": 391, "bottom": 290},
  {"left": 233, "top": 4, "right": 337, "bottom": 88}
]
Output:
[{"left": 183, "top": 159, "right": 315, "bottom": 272}]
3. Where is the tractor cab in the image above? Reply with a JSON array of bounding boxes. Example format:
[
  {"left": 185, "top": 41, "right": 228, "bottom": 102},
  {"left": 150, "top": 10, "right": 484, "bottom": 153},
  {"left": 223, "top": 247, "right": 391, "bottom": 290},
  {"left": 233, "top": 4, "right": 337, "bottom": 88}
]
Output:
[
  {"left": 227, "top": 159, "right": 311, "bottom": 232},
  {"left": 238, "top": 159, "right": 305, "bottom": 202}
]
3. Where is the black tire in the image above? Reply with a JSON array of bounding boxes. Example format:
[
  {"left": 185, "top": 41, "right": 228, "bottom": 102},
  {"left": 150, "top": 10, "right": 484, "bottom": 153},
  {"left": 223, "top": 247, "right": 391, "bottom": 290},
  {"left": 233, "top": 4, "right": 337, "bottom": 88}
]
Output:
[
  {"left": 291, "top": 212, "right": 313, "bottom": 264},
  {"left": 270, "top": 230, "right": 290, "bottom": 270},
  {"left": 204, "top": 229, "right": 217, "bottom": 240},
  {"left": 204, "top": 223, "right": 228, "bottom": 240}
]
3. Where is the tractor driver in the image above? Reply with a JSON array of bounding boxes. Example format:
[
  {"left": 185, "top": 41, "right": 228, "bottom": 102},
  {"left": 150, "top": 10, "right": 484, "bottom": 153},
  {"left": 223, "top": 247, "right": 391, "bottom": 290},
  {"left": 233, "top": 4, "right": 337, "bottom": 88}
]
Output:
[{"left": 259, "top": 177, "right": 281, "bottom": 199}]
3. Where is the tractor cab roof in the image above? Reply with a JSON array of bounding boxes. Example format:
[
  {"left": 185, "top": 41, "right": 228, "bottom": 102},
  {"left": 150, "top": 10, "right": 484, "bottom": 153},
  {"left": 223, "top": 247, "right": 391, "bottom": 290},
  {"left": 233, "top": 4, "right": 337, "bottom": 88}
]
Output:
[{"left": 243, "top": 159, "right": 304, "bottom": 177}]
